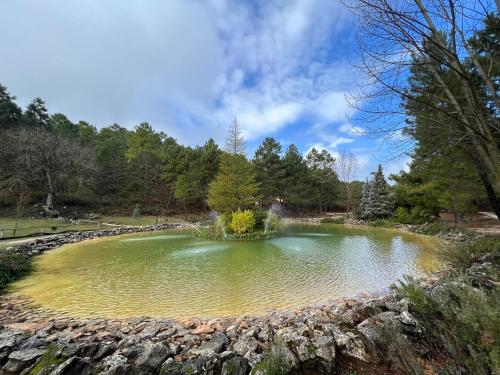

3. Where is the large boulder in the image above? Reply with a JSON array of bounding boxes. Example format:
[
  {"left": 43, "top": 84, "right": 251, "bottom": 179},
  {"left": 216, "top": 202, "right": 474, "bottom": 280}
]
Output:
[
  {"left": 233, "top": 335, "right": 258, "bottom": 356},
  {"left": 199, "top": 332, "right": 229, "bottom": 355},
  {"left": 135, "top": 342, "right": 172, "bottom": 374},
  {"left": 2, "top": 348, "right": 45, "bottom": 374},
  {"left": 332, "top": 328, "right": 371, "bottom": 363}
]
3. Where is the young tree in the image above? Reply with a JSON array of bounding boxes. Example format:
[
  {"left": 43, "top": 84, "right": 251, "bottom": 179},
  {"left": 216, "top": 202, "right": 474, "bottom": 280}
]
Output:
[
  {"left": 24, "top": 97, "right": 50, "bottom": 128},
  {"left": 253, "top": 137, "right": 285, "bottom": 206},
  {"left": 208, "top": 153, "right": 260, "bottom": 214},
  {"left": 225, "top": 118, "right": 246, "bottom": 155},
  {"left": 360, "top": 165, "right": 394, "bottom": 219},
  {"left": 336, "top": 151, "right": 359, "bottom": 216}
]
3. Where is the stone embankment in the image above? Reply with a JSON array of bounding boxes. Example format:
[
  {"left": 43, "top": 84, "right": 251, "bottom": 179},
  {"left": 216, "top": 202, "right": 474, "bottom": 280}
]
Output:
[{"left": 1, "top": 224, "right": 186, "bottom": 259}]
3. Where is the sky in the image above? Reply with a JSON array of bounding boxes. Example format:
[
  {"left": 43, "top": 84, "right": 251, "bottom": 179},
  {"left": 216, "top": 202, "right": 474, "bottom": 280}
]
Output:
[{"left": 0, "top": 0, "right": 411, "bottom": 179}]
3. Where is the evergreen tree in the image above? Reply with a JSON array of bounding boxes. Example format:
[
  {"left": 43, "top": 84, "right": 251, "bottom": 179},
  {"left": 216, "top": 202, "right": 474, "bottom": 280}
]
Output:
[
  {"left": 24, "top": 97, "right": 50, "bottom": 128},
  {"left": 253, "top": 137, "right": 284, "bottom": 206},
  {"left": 126, "top": 122, "right": 163, "bottom": 210},
  {"left": 0, "top": 84, "right": 22, "bottom": 129},
  {"left": 282, "top": 145, "right": 314, "bottom": 211},
  {"left": 208, "top": 153, "right": 260, "bottom": 214},
  {"left": 50, "top": 113, "right": 77, "bottom": 137},
  {"left": 305, "top": 148, "right": 337, "bottom": 212},
  {"left": 360, "top": 165, "right": 394, "bottom": 219}
]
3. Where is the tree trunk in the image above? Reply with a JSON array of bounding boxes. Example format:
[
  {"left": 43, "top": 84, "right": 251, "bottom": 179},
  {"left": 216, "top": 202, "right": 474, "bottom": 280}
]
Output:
[{"left": 46, "top": 171, "right": 54, "bottom": 207}]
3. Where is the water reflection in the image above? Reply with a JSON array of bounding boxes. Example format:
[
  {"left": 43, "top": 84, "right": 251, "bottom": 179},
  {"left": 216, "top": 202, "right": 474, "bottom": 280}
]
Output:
[{"left": 11, "top": 224, "right": 440, "bottom": 319}]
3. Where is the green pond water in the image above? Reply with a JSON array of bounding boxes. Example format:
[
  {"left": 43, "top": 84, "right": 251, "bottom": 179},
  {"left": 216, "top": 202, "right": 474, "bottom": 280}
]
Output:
[{"left": 12, "top": 224, "right": 440, "bottom": 319}]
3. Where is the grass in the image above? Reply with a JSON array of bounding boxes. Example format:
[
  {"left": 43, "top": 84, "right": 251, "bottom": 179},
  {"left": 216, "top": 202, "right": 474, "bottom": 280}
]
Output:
[{"left": 0, "top": 215, "right": 184, "bottom": 239}]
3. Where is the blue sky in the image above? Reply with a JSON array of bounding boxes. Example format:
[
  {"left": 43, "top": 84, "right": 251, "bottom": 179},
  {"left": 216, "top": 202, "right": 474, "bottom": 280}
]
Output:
[{"left": 0, "top": 0, "right": 411, "bottom": 179}]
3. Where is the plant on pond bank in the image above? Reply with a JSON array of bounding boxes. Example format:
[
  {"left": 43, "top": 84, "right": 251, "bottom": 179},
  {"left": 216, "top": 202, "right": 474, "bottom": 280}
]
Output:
[
  {"left": 392, "top": 239, "right": 500, "bottom": 374},
  {"left": 0, "top": 252, "right": 32, "bottom": 292}
]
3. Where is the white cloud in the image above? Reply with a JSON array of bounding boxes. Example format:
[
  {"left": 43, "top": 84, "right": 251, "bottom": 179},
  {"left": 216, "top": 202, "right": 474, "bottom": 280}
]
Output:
[
  {"left": 0, "top": 0, "right": 357, "bottom": 147},
  {"left": 338, "top": 123, "right": 366, "bottom": 136}
]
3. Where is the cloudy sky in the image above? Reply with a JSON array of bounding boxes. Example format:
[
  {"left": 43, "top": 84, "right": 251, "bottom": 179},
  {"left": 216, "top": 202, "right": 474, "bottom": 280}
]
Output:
[{"left": 0, "top": 0, "right": 410, "bottom": 179}]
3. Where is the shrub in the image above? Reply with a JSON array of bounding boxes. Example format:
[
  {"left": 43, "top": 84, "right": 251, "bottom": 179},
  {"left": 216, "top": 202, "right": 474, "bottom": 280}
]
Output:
[
  {"left": 394, "top": 206, "right": 432, "bottom": 224},
  {"left": 0, "top": 252, "right": 32, "bottom": 291},
  {"left": 230, "top": 210, "right": 256, "bottom": 234},
  {"left": 439, "top": 238, "right": 499, "bottom": 270}
]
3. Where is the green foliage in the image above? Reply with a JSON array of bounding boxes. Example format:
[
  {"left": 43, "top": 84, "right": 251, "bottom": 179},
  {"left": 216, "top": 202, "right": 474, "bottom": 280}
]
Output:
[
  {"left": 439, "top": 238, "right": 500, "bottom": 271},
  {"left": 251, "top": 344, "right": 291, "bottom": 375},
  {"left": 0, "top": 252, "right": 32, "bottom": 292},
  {"left": 230, "top": 209, "right": 256, "bottom": 234},
  {"left": 253, "top": 137, "right": 285, "bottom": 206},
  {"left": 29, "top": 345, "right": 65, "bottom": 374},
  {"left": 208, "top": 153, "right": 261, "bottom": 214},
  {"left": 393, "top": 239, "right": 500, "bottom": 374},
  {"left": 320, "top": 217, "right": 344, "bottom": 224},
  {"left": 393, "top": 206, "right": 431, "bottom": 224}
]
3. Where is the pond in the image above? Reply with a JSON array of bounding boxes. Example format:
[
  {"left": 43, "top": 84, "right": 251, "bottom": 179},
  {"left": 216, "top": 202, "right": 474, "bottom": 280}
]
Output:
[{"left": 11, "top": 224, "right": 440, "bottom": 319}]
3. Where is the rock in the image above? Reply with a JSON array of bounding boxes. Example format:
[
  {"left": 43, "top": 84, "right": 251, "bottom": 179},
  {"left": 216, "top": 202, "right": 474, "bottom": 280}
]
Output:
[
  {"left": 0, "top": 332, "right": 17, "bottom": 351},
  {"left": 135, "top": 342, "right": 172, "bottom": 373},
  {"left": 192, "top": 324, "right": 215, "bottom": 335},
  {"left": 309, "top": 334, "right": 336, "bottom": 373},
  {"left": 243, "top": 350, "right": 261, "bottom": 368},
  {"left": 2, "top": 348, "right": 45, "bottom": 374},
  {"left": 332, "top": 329, "right": 370, "bottom": 363},
  {"left": 160, "top": 357, "right": 206, "bottom": 375},
  {"left": 48, "top": 356, "right": 92, "bottom": 375},
  {"left": 199, "top": 332, "right": 229, "bottom": 354},
  {"left": 221, "top": 357, "right": 249, "bottom": 375},
  {"left": 94, "top": 343, "right": 117, "bottom": 361},
  {"left": 356, "top": 311, "right": 405, "bottom": 363},
  {"left": 95, "top": 354, "right": 131, "bottom": 375},
  {"left": 233, "top": 335, "right": 258, "bottom": 356}
]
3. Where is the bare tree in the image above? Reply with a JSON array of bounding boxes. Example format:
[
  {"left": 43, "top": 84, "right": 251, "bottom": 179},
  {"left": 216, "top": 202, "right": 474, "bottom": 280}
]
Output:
[
  {"left": 225, "top": 118, "right": 247, "bottom": 155},
  {"left": 336, "top": 151, "right": 359, "bottom": 217},
  {"left": 343, "top": 0, "right": 500, "bottom": 218},
  {"left": 1, "top": 128, "right": 95, "bottom": 210}
]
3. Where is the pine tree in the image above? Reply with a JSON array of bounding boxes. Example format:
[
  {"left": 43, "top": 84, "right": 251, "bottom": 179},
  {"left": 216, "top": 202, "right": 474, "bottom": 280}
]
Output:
[
  {"left": 24, "top": 97, "right": 50, "bottom": 128},
  {"left": 253, "top": 137, "right": 284, "bottom": 206},
  {"left": 208, "top": 153, "right": 260, "bottom": 214},
  {"left": 360, "top": 165, "right": 394, "bottom": 219},
  {"left": 0, "top": 84, "right": 22, "bottom": 129}
]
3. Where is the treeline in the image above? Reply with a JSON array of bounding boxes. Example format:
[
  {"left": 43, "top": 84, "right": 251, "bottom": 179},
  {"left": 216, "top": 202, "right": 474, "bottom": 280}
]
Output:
[{"left": 0, "top": 88, "right": 358, "bottom": 216}]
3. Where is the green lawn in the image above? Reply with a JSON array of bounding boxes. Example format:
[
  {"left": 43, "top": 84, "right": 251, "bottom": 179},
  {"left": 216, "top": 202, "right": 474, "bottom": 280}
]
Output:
[{"left": 0, "top": 215, "right": 179, "bottom": 239}]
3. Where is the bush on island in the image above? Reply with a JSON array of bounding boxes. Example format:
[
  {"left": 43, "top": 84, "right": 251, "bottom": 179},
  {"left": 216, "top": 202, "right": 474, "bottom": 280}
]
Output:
[{"left": 230, "top": 209, "right": 256, "bottom": 234}]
